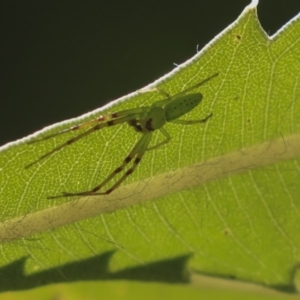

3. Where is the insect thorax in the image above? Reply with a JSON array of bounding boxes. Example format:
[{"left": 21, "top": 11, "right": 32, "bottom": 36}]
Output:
[{"left": 144, "top": 107, "right": 166, "bottom": 132}]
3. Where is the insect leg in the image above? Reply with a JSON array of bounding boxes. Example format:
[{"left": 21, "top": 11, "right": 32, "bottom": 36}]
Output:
[
  {"left": 25, "top": 112, "right": 148, "bottom": 169},
  {"left": 151, "top": 73, "right": 219, "bottom": 109},
  {"left": 174, "top": 73, "right": 219, "bottom": 97},
  {"left": 170, "top": 112, "right": 213, "bottom": 125},
  {"left": 27, "top": 107, "right": 150, "bottom": 144},
  {"left": 146, "top": 128, "right": 171, "bottom": 151},
  {"left": 48, "top": 133, "right": 152, "bottom": 198}
]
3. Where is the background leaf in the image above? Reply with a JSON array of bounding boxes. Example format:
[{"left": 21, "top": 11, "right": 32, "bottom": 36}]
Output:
[{"left": 1, "top": 0, "right": 300, "bottom": 297}]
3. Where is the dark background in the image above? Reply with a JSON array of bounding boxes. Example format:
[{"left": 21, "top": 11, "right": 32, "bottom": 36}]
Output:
[{"left": 1, "top": 0, "right": 299, "bottom": 145}]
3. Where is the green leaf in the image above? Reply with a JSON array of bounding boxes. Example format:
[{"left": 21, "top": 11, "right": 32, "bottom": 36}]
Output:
[{"left": 1, "top": 0, "right": 300, "bottom": 295}]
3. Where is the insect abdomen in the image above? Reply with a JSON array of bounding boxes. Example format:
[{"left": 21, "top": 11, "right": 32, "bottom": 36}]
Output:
[{"left": 165, "top": 93, "right": 202, "bottom": 122}]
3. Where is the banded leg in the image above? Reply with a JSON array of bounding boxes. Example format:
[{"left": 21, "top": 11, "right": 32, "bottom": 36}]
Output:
[
  {"left": 27, "top": 107, "right": 150, "bottom": 144},
  {"left": 48, "top": 133, "right": 153, "bottom": 198},
  {"left": 25, "top": 111, "right": 148, "bottom": 169}
]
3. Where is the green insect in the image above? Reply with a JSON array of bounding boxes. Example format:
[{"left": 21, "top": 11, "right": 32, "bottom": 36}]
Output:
[{"left": 26, "top": 73, "right": 219, "bottom": 198}]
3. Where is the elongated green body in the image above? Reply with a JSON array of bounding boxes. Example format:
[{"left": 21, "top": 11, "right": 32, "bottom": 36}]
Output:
[
  {"left": 26, "top": 73, "right": 218, "bottom": 198},
  {"left": 165, "top": 94, "right": 202, "bottom": 122}
]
